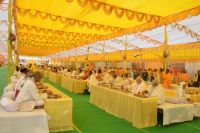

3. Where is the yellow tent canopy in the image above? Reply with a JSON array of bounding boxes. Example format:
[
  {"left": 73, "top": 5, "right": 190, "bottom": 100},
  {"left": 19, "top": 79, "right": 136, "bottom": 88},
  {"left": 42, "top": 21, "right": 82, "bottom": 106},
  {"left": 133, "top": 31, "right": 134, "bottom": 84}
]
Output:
[
  {"left": 52, "top": 41, "right": 200, "bottom": 63},
  {"left": 14, "top": 0, "right": 200, "bottom": 56}
]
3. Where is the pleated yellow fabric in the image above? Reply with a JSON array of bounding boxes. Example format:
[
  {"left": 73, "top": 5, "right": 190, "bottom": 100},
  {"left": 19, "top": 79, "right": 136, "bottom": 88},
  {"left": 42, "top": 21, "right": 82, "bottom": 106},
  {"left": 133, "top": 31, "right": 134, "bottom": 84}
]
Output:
[
  {"left": 44, "top": 83, "right": 73, "bottom": 132},
  {"left": 185, "top": 87, "right": 200, "bottom": 94},
  {"left": 48, "top": 72, "right": 62, "bottom": 85},
  {"left": 190, "top": 95, "right": 200, "bottom": 102},
  {"left": 61, "top": 76, "right": 87, "bottom": 93},
  {"left": 90, "top": 85, "right": 157, "bottom": 128}
]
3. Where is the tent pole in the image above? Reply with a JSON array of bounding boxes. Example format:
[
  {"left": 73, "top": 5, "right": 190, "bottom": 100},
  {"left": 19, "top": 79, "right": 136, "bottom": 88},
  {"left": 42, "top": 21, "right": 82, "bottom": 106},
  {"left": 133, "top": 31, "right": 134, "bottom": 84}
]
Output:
[
  {"left": 124, "top": 35, "right": 128, "bottom": 71},
  {"left": 163, "top": 25, "right": 169, "bottom": 72}
]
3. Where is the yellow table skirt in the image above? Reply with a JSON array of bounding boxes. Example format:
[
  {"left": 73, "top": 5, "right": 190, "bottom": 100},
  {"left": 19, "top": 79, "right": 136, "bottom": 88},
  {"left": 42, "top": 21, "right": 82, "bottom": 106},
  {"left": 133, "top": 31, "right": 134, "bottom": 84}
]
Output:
[
  {"left": 185, "top": 87, "right": 200, "bottom": 94},
  {"left": 190, "top": 94, "right": 200, "bottom": 102},
  {"left": 40, "top": 70, "right": 49, "bottom": 79},
  {"left": 165, "top": 89, "right": 200, "bottom": 102},
  {"left": 44, "top": 83, "right": 73, "bottom": 132},
  {"left": 61, "top": 76, "right": 87, "bottom": 94},
  {"left": 90, "top": 85, "right": 157, "bottom": 128},
  {"left": 48, "top": 72, "right": 62, "bottom": 85}
]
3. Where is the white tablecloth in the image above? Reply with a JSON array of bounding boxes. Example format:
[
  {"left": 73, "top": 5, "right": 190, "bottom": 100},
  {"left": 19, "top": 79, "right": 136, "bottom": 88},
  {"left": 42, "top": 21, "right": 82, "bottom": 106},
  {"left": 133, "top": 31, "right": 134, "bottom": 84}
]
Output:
[
  {"left": 194, "top": 103, "right": 200, "bottom": 117},
  {"left": 158, "top": 103, "right": 194, "bottom": 125},
  {"left": 0, "top": 107, "right": 49, "bottom": 133}
]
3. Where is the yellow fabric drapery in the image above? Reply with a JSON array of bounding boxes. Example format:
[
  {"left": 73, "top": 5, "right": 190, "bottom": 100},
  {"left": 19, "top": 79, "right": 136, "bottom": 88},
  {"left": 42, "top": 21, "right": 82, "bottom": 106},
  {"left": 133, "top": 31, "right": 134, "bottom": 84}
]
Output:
[
  {"left": 90, "top": 85, "right": 157, "bottom": 128},
  {"left": 44, "top": 83, "right": 73, "bottom": 132},
  {"left": 52, "top": 41, "right": 200, "bottom": 63},
  {"left": 14, "top": 0, "right": 200, "bottom": 56},
  {"left": 61, "top": 76, "right": 87, "bottom": 94},
  {"left": 48, "top": 72, "right": 62, "bottom": 85}
]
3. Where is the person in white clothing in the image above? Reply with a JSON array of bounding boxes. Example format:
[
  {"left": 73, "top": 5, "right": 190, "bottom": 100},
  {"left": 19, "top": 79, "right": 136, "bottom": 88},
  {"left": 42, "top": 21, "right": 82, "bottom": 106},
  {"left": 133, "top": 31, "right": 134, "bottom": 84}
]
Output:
[
  {"left": 14, "top": 69, "right": 30, "bottom": 99},
  {"left": 15, "top": 71, "right": 44, "bottom": 108},
  {"left": 64, "top": 69, "right": 72, "bottom": 76},
  {"left": 78, "top": 69, "right": 85, "bottom": 78},
  {"left": 113, "top": 73, "right": 123, "bottom": 87},
  {"left": 88, "top": 71, "right": 99, "bottom": 86},
  {"left": 13, "top": 66, "right": 21, "bottom": 77},
  {"left": 130, "top": 76, "right": 146, "bottom": 94},
  {"left": 165, "top": 82, "right": 192, "bottom": 104},
  {"left": 2, "top": 68, "right": 29, "bottom": 99},
  {"left": 87, "top": 71, "right": 99, "bottom": 92},
  {"left": 114, "top": 73, "right": 131, "bottom": 89},
  {"left": 176, "top": 82, "right": 189, "bottom": 102},
  {"left": 148, "top": 80, "right": 165, "bottom": 105},
  {"left": 71, "top": 69, "right": 77, "bottom": 77},
  {"left": 102, "top": 70, "right": 114, "bottom": 84}
]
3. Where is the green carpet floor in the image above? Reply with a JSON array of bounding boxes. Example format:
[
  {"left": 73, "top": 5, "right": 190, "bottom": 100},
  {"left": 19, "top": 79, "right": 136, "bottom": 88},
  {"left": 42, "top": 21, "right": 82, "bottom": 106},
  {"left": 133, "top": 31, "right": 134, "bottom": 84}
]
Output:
[
  {"left": 0, "top": 66, "right": 8, "bottom": 96},
  {"left": 0, "top": 66, "right": 200, "bottom": 133}
]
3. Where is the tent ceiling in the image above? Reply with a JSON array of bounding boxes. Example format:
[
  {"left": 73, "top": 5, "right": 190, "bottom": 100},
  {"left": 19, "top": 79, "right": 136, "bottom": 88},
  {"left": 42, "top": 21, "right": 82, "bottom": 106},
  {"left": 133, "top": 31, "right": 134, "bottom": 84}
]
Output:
[
  {"left": 50, "top": 14, "right": 200, "bottom": 58},
  {"left": 14, "top": 0, "right": 200, "bottom": 56}
]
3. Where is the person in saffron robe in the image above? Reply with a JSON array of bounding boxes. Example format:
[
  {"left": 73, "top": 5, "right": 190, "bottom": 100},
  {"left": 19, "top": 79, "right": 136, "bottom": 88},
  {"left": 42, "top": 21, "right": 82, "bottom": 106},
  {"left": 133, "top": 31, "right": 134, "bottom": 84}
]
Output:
[
  {"left": 163, "top": 69, "right": 172, "bottom": 89},
  {"left": 180, "top": 70, "right": 189, "bottom": 86}
]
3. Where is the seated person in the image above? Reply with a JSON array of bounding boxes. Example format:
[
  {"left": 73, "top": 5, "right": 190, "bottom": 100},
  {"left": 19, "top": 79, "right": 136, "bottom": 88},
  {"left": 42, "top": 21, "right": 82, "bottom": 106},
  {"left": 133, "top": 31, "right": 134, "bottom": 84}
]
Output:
[
  {"left": 96, "top": 69, "right": 103, "bottom": 81},
  {"left": 2, "top": 68, "right": 29, "bottom": 98},
  {"left": 114, "top": 73, "right": 131, "bottom": 88},
  {"left": 14, "top": 69, "right": 30, "bottom": 99},
  {"left": 180, "top": 70, "right": 189, "bottom": 86},
  {"left": 78, "top": 69, "right": 85, "bottom": 78},
  {"left": 64, "top": 69, "right": 72, "bottom": 76},
  {"left": 15, "top": 71, "right": 44, "bottom": 109},
  {"left": 123, "top": 73, "right": 132, "bottom": 86},
  {"left": 163, "top": 69, "right": 172, "bottom": 89},
  {"left": 125, "top": 76, "right": 146, "bottom": 94},
  {"left": 77, "top": 68, "right": 84, "bottom": 77},
  {"left": 147, "top": 80, "right": 165, "bottom": 105},
  {"left": 88, "top": 71, "right": 99, "bottom": 91},
  {"left": 82, "top": 69, "right": 90, "bottom": 80},
  {"left": 165, "top": 82, "right": 192, "bottom": 104},
  {"left": 113, "top": 73, "right": 123, "bottom": 87},
  {"left": 13, "top": 66, "right": 20, "bottom": 77},
  {"left": 102, "top": 70, "right": 114, "bottom": 85},
  {"left": 176, "top": 82, "right": 191, "bottom": 103},
  {"left": 71, "top": 69, "right": 77, "bottom": 77},
  {"left": 141, "top": 70, "right": 148, "bottom": 81}
]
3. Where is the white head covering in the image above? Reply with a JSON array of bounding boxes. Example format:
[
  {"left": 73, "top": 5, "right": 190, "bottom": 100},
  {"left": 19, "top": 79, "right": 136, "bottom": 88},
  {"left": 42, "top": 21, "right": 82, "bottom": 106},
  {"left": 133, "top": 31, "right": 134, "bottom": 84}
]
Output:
[
  {"left": 179, "top": 82, "right": 186, "bottom": 88},
  {"left": 176, "top": 81, "right": 186, "bottom": 99}
]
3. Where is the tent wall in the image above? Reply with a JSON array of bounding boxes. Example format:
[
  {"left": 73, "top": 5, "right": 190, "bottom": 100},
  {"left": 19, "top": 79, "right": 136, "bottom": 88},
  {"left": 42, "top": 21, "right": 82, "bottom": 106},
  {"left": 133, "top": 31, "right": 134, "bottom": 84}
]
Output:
[{"left": 52, "top": 42, "right": 200, "bottom": 63}]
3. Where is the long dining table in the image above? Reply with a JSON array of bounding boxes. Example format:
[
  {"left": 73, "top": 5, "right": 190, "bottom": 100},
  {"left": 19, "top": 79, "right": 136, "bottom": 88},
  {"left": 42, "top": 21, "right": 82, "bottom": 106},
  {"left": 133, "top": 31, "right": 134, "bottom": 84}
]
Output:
[
  {"left": 61, "top": 75, "right": 87, "bottom": 94},
  {"left": 43, "top": 83, "right": 73, "bottom": 132},
  {"left": 90, "top": 85, "right": 157, "bottom": 128},
  {"left": 48, "top": 72, "right": 62, "bottom": 85}
]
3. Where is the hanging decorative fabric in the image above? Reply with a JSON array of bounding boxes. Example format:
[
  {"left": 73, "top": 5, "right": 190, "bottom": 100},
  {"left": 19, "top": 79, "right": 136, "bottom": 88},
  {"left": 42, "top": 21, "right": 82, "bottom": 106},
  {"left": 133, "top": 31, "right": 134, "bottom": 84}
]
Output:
[
  {"left": 133, "top": 32, "right": 163, "bottom": 46},
  {"left": 65, "top": 0, "right": 161, "bottom": 23},
  {"left": 170, "top": 23, "right": 200, "bottom": 41},
  {"left": 16, "top": 7, "right": 122, "bottom": 32}
]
